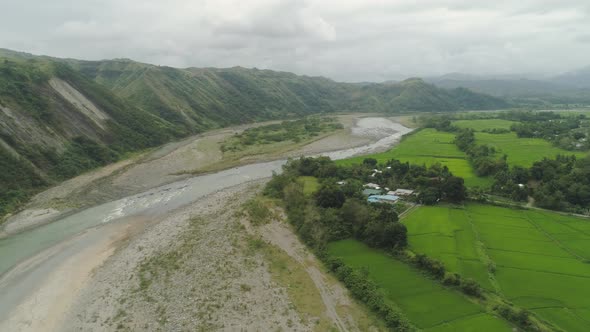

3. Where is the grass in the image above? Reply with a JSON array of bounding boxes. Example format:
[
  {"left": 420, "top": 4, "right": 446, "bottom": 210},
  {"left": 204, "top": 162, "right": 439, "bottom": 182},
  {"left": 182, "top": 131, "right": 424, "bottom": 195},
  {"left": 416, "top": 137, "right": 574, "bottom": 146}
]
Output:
[
  {"left": 338, "top": 129, "right": 493, "bottom": 188},
  {"left": 297, "top": 176, "right": 319, "bottom": 197},
  {"left": 402, "top": 203, "right": 590, "bottom": 331},
  {"left": 453, "top": 119, "right": 516, "bottom": 132},
  {"left": 474, "top": 132, "right": 587, "bottom": 167},
  {"left": 403, "top": 206, "right": 494, "bottom": 290},
  {"left": 259, "top": 241, "right": 335, "bottom": 330},
  {"left": 255, "top": 235, "right": 387, "bottom": 331},
  {"left": 328, "top": 239, "right": 512, "bottom": 331}
]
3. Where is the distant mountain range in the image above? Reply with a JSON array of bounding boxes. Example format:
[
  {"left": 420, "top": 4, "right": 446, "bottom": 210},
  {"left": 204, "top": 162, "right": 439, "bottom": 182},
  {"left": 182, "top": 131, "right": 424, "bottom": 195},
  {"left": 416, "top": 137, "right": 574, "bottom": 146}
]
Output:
[{"left": 425, "top": 68, "right": 590, "bottom": 105}]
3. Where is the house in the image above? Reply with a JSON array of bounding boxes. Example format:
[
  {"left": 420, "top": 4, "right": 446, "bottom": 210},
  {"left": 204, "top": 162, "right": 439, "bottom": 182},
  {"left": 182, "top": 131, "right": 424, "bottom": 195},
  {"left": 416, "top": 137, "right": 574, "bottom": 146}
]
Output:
[
  {"left": 364, "top": 183, "right": 380, "bottom": 189},
  {"left": 392, "top": 189, "right": 414, "bottom": 196},
  {"left": 367, "top": 194, "right": 400, "bottom": 204},
  {"left": 363, "top": 189, "right": 382, "bottom": 196}
]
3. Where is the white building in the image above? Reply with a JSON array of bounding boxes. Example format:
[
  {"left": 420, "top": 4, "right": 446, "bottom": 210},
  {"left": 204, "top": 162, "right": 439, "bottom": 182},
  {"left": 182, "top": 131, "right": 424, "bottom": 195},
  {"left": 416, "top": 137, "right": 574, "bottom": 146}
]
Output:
[{"left": 392, "top": 189, "right": 414, "bottom": 196}]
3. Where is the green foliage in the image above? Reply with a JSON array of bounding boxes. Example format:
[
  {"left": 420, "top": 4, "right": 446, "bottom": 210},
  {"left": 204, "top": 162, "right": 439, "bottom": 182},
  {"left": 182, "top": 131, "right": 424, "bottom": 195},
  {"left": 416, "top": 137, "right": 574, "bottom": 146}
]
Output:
[
  {"left": 50, "top": 136, "right": 119, "bottom": 180},
  {"left": 0, "top": 146, "right": 46, "bottom": 216},
  {"left": 0, "top": 59, "right": 51, "bottom": 121},
  {"left": 243, "top": 197, "right": 272, "bottom": 225},
  {"left": 315, "top": 183, "right": 345, "bottom": 208},
  {"left": 221, "top": 117, "right": 342, "bottom": 152},
  {"left": 324, "top": 256, "right": 415, "bottom": 331}
]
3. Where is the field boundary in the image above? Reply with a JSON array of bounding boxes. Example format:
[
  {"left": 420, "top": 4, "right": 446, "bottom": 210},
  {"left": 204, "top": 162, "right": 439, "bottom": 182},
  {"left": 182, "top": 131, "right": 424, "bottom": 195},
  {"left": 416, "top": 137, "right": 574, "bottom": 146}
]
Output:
[{"left": 464, "top": 208, "right": 503, "bottom": 294}]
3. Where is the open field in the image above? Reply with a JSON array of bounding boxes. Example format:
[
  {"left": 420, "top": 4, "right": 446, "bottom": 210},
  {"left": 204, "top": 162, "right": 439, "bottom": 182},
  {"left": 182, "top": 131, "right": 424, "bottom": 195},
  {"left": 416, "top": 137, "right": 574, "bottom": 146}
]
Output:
[
  {"left": 338, "top": 129, "right": 492, "bottom": 188},
  {"left": 474, "top": 132, "right": 586, "bottom": 167},
  {"left": 328, "top": 239, "right": 512, "bottom": 331},
  {"left": 402, "top": 206, "right": 494, "bottom": 290},
  {"left": 402, "top": 204, "right": 590, "bottom": 331},
  {"left": 453, "top": 119, "right": 516, "bottom": 131},
  {"left": 297, "top": 176, "right": 319, "bottom": 197}
]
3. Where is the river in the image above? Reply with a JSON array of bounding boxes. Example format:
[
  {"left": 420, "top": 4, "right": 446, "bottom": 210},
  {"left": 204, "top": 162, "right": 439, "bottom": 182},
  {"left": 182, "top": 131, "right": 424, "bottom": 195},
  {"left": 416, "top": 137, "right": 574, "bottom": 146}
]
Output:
[{"left": 0, "top": 117, "right": 412, "bottom": 327}]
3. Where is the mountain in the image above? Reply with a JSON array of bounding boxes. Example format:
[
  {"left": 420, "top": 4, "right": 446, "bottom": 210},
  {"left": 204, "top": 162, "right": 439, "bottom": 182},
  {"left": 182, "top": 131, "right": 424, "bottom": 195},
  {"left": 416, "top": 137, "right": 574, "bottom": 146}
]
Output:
[
  {"left": 0, "top": 48, "right": 508, "bottom": 217},
  {"left": 63, "top": 59, "right": 507, "bottom": 130},
  {"left": 552, "top": 66, "right": 590, "bottom": 88},
  {"left": 427, "top": 71, "right": 590, "bottom": 106}
]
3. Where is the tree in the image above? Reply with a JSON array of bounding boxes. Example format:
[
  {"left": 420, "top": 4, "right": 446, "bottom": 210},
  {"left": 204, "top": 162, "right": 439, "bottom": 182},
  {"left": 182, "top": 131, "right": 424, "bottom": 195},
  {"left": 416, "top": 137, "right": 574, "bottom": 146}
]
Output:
[
  {"left": 419, "top": 187, "right": 440, "bottom": 205},
  {"left": 370, "top": 203, "right": 399, "bottom": 223},
  {"left": 340, "top": 199, "right": 370, "bottom": 237},
  {"left": 315, "top": 184, "right": 346, "bottom": 208},
  {"left": 363, "top": 158, "right": 378, "bottom": 167},
  {"left": 441, "top": 176, "right": 466, "bottom": 203}
]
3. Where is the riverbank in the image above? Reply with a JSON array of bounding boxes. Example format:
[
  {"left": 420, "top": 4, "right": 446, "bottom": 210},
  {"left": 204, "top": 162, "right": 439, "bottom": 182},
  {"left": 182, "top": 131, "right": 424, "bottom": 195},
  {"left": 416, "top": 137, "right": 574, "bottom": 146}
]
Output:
[
  {"left": 1, "top": 114, "right": 379, "bottom": 236},
  {"left": 0, "top": 115, "right": 412, "bottom": 331}
]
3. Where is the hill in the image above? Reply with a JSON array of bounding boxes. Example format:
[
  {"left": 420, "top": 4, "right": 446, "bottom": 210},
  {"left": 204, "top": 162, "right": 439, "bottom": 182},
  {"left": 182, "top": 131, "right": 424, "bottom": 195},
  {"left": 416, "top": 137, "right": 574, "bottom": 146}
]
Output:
[
  {"left": 64, "top": 59, "right": 508, "bottom": 130},
  {"left": 0, "top": 56, "right": 181, "bottom": 215},
  {"left": 0, "top": 48, "right": 508, "bottom": 217},
  {"left": 427, "top": 71, "right": 590, "bottom": 106},
  {"left": 552, "top": 66, "right": 590, "bottom": 88}
]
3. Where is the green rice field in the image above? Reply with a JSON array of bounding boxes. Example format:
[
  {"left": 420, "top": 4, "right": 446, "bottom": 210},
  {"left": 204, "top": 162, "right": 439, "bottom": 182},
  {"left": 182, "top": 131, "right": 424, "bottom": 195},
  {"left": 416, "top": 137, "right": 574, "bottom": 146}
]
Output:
[
  {"left": 453, "top": 119, "right": 516, "bottom": 132},
  {"left": 338, "top": 129, "right": 492, "bottom": 188},
  {"left": 474, "top": 132, "right": 586, "bottom": 167},
  {"left": 328, "top": 239, "right": 512, "bottom": 331},
  {"left": 403, "top": 204, "right": 590, "bottom": 331}
]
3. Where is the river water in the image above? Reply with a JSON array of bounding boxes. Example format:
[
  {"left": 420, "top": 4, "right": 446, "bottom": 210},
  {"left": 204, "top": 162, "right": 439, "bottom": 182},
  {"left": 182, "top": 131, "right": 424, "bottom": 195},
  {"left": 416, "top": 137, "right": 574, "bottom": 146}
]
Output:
[{"left": 0, "top": 118, "right": 411, "bottom": 277}]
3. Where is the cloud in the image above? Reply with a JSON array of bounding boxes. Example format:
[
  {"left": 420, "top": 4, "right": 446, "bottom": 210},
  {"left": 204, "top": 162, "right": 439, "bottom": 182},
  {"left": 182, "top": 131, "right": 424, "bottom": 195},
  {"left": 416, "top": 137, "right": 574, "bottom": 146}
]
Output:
[{"left": 0, "top": 0, "right": 589, "bottom": 81}]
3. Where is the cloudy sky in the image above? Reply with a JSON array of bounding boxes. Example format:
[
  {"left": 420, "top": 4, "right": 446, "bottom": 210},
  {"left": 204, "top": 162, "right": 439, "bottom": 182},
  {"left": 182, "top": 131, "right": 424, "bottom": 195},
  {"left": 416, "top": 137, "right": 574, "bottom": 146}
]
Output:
[{"left": 1, "top": 0, "right": 589, "bottom": 81}]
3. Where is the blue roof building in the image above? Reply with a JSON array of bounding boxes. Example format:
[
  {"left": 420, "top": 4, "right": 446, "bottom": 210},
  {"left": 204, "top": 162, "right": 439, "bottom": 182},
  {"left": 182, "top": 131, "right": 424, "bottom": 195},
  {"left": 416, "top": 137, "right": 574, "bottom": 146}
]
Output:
[{"left": 367, "top": 194, "right": 400, "bottom": 204}]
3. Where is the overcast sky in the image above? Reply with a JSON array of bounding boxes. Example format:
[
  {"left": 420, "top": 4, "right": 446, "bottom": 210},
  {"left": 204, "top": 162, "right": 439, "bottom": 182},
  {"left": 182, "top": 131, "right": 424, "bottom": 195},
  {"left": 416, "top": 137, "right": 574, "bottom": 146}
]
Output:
[{"left": 1, "top": 0, "right": 589, "bottom": 82}]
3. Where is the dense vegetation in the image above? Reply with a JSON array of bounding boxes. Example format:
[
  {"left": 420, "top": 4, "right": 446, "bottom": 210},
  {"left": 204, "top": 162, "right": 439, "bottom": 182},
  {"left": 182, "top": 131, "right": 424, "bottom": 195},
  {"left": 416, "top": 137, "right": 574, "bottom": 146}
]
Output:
[{"left": 221, "top": 116, "right": 342, "bottom": 152}]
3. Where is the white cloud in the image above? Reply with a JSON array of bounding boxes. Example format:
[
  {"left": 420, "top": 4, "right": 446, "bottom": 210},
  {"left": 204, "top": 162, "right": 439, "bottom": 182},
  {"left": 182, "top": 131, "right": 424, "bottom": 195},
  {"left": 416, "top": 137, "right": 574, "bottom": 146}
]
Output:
[{"left": 0, "top": 0, "right": 589, "bottom": 81}]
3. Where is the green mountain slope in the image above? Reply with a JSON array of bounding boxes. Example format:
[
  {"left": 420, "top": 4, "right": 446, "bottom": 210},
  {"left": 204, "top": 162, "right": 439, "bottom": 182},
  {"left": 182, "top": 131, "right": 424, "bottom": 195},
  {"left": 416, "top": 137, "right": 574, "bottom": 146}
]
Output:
[
  {"left": 64, "top": 58, "right": 509, "bottom": 131},
  {"left": 0, "top": 57, "right": 180, "bottom": 215}
]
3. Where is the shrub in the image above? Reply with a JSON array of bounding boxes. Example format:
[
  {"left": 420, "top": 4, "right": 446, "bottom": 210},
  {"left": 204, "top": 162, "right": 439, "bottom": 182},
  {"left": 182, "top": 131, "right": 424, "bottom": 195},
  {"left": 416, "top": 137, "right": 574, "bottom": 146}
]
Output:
[{"left": 460, "top": 278, "right": 483, "bottom": 298}]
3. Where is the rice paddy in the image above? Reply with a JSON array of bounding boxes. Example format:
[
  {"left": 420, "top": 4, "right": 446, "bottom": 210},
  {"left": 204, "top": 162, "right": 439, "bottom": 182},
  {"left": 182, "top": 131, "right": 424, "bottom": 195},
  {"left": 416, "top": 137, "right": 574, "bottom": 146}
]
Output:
[
  {"left": 402, "top": 204, "right": 590, "bottom": 331},
  {"left": 453, "top": 119, "right": 516, "bottom": 132},
  {"left": 328, "top": 239, "right": 512, "bottom": 331},
  {"left": 474, "top": 132, "right": 586, "bottom": 167},
  {"left": 338, "top": 129, "right": 492, "bottom": 188}
]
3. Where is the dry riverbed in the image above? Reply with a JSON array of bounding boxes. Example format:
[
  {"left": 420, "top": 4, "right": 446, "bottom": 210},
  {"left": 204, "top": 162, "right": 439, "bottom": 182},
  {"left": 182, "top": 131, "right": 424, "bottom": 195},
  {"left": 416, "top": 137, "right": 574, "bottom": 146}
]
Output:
[
  {"left": 2, "top": 114, "right": 375, "bottom": 236},
  {"left": 0, "top": 114, "right": 409, "bottom": 331},
  {"left": 61, "top": 181, "right": 383, "bottom": 331}
]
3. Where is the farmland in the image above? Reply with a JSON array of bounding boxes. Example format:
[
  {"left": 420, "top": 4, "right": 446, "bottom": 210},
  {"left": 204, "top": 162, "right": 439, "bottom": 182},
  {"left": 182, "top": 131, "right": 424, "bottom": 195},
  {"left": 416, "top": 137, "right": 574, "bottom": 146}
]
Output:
[
  {"left": 453, "top": 119, "right": 586, "bottom": 167},
  {"left": 328, "top": 239, "right": 512, "bottom": 331},
  {"left": 403, "top": 204, "right": 590, "bottom": 331},
  {"left": 338, "top": 129, "right": 492, "bottom": 188},
  {"left": 453, "top": 119, "right": 516, "bottom": 132},
  {"left": 474, "top": 132, "right": 586, "bottom": 167}
]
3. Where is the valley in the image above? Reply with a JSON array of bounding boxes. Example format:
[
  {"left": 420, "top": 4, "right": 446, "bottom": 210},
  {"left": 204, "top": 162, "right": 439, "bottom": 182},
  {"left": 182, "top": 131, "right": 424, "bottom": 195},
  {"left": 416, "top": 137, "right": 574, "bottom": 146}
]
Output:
[{"left": 0, "top": 115, "right": 410, "bottom": 331}]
